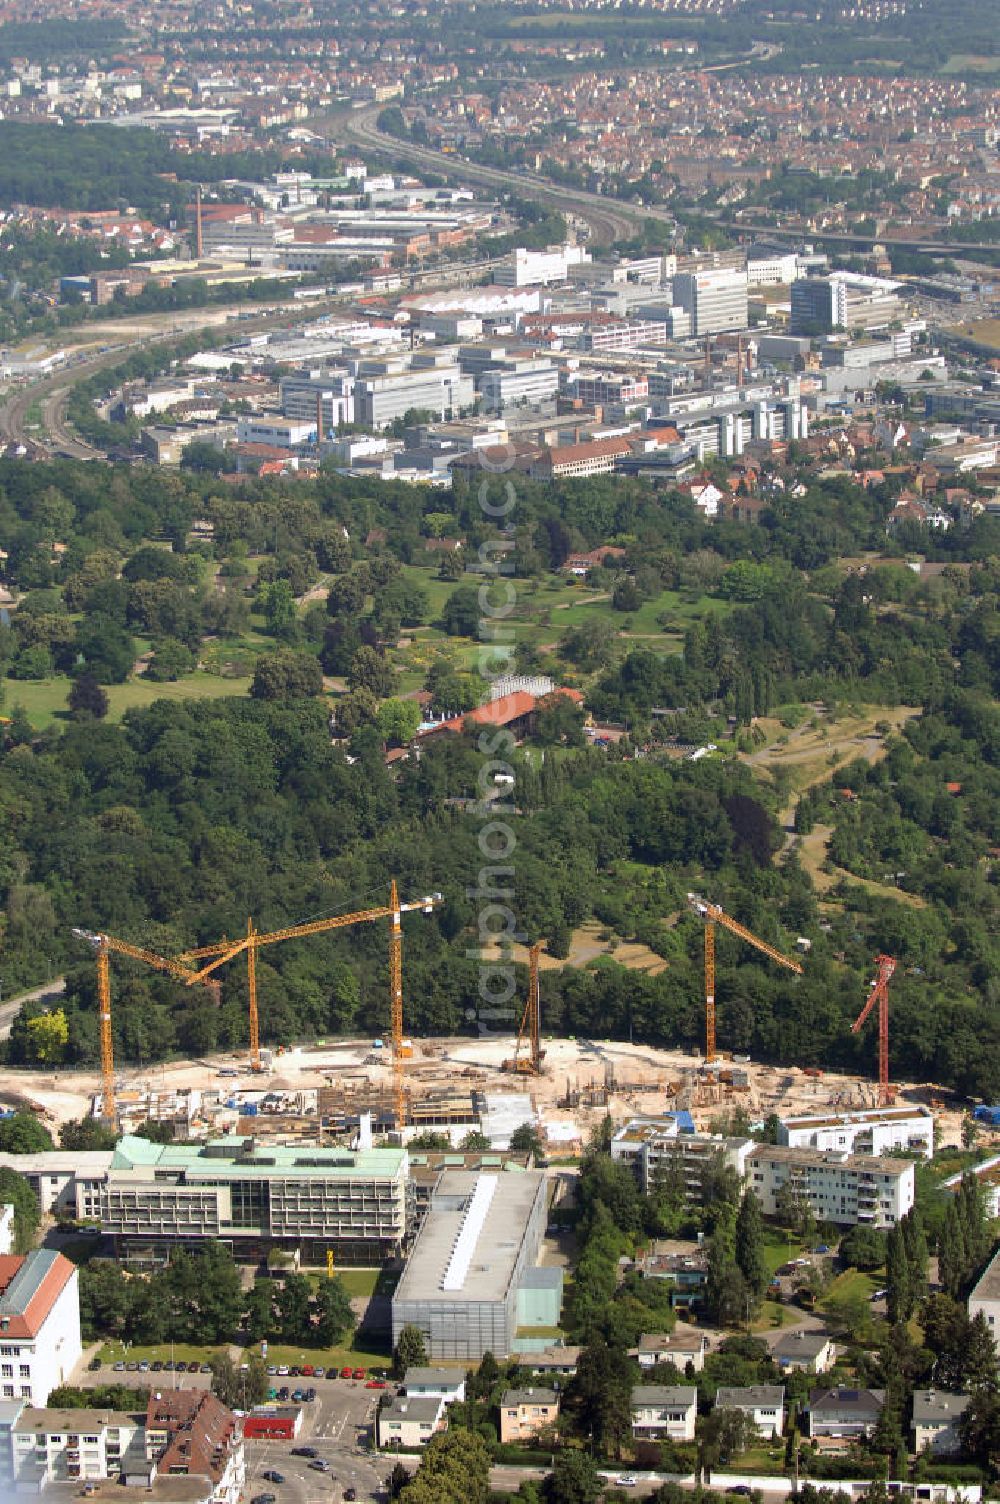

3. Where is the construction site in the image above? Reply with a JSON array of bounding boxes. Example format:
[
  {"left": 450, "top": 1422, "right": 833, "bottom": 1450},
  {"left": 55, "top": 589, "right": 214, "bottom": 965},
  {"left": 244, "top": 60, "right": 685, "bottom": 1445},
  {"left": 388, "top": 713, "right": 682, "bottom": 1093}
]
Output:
[{"left": 0, "top": 882, "right": 966, "bottom": 1151}]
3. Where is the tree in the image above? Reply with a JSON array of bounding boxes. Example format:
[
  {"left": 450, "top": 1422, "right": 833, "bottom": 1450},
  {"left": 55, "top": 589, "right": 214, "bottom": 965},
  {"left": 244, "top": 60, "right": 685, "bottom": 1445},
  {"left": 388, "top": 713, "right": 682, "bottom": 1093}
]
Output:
[
  {"left": 698, "top": 1406, "right": 756, "bottom": 1470},
  {"left": 75, "top": 614, "right": 136, "bottom": 683},
  {"left": 0, "top": 1113, "right": 53, "bottom": 1154},
  {"left": 389, "top": 1461, "right": 411, "bottom": 1498},
  {"left": 706, "top": 1233, "right": 751, "bottom": 1327},
  {"left": 0, "top": 1167, "right": 40, "bottom": 1253},
  {"left": 376, "top": 697, "right": 421, "bottom": 746},
  {"left": 314, "top": 1276, "right": 356, "bottom": 1347},
  {"left": 545, "top": 1450, "right": 601, "bottom": 1504},
  {"left": 68, "top": 672, "right": 109, "bottom": 720},
  {"left": 275, "top": 1271, "right": 313, "bottom": 1344},
  {"left": 735, "top": 1190, "right": 767, "bottom": 1302},
  {"left": 24, "top": 1007, "right": 68, "bottom": 1064},
  {"left": 158, "top": 1243, "right": 243, "bottom": 1344},
  {"left": 440, "top": 584, "right": 479, "bottom": 637},
  {"left": 569, "top": 1339, "right": 634, "bottom": 1458},
  {"left": 262, "top": 579, "right": 297, "bottom": 635},
  {"left": 145, "top": 638, "right": 195, "bottom": 682},
  {"left": 459, "top": 1131, "right": 490, "bottom": 1151},
  {"left": 535, "top": 693, "right": 586, "bottom": 748},
  {"left": 774, "top": 1181, "right": 815, "bottom": 1240},
  {"left": 60, "top": 1117, "right": 117, "bottom": 1151},
  {"left": 250, "top": 650, "right": 323, "bottom": 701},
  {"left": 244, "top": 1279, "right": 275, "bottom": 1344},
  {"left": 839, "top": 1224, "right": 886, "bottom": 1272},
  {"left": 510, "top": 1122, "right": 544, "bottom": 1158},
  {"left": 348, "top": 645, "right": 396, "bottom": 698},
  {"left": 393, "top": 1323, "right": 428, "bottom": 1378},
  {"left": 886, "top": 1224, "right": 911, "bottom": 1326},
  {"left": 210, "top": 1351, "right": 268, "bottom": 1410}
]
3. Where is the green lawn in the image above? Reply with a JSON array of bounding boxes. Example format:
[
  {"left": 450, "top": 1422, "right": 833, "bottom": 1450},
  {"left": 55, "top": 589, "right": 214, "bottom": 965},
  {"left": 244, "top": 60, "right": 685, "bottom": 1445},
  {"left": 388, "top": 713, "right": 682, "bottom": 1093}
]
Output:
[
  {"left": 5, "top": 672, "right": 252, "bottom": 729},
  {"left": 328, "top": 1268, "right": 380, "bottom": 1299},
  {"left": 556, "top": 587, "right": 727, "bottom": 635},
  {"left": 821, "top": 1269, "right": 881, "bottom": 1306},
  {"left": 256, "top": 1338, "right": 389, "bottom": 1370}
]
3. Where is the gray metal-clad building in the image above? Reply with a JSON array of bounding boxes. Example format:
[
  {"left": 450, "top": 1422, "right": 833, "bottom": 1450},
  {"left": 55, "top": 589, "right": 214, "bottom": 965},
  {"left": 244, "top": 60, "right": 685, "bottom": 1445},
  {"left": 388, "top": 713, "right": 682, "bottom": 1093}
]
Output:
[{"left": 391, "top": 1169, "right": 548, "bottom": 1361}]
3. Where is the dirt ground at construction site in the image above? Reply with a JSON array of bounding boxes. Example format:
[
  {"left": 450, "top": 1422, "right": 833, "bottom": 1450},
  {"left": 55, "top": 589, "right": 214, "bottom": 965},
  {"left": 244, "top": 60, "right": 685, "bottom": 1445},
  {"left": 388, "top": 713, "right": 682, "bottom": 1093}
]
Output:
[{"left": 3, "top": 1033, "right": 966, "bottom": 1152}]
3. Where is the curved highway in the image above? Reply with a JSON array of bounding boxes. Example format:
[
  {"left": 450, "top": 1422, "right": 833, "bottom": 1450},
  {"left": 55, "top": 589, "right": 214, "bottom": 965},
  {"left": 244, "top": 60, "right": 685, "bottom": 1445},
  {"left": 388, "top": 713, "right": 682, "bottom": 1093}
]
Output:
[{"left": 340, "top": 105, "right": 668, "bottom": 248}]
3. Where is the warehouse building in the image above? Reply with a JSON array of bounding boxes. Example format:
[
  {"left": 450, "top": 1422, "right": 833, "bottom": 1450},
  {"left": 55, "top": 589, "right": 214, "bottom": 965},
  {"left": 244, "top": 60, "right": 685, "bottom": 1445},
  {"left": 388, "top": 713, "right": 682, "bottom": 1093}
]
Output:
[
  {"left": 100, "top": 1135, "right": 408, "bottom": 1267},
  {"left": 391, "top": 1169, "right": 548, "bottom": 1360}
]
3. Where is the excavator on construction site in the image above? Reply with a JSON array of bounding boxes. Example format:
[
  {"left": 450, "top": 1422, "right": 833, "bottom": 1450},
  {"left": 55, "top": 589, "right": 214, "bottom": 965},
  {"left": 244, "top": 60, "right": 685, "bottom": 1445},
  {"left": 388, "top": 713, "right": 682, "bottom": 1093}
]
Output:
[
  {"left": 687, "top": 893, "right": 804, "bottom": 1064},
  {"left": 502, "top": 942, "right": 545, "bottom": 1075},
  {"left": 852, "top": 953, "right": 897, "bottom": 1108},
  {"left": 71, "top": 929, "right": 217, "bottom": 1127},
  {"left": 174, "top": 881, "right": 442, "bottom": 1127}
]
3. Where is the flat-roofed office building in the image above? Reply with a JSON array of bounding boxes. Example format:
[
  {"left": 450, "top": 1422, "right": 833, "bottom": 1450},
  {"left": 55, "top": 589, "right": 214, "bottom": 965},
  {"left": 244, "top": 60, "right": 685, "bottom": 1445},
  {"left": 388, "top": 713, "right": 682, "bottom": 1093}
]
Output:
[
  {"left": 101, "top": 1135, "right": 408, "bottom": 1267},
  {"left": 392, "top": 1169, "right": 548, "bottom": 1361}
]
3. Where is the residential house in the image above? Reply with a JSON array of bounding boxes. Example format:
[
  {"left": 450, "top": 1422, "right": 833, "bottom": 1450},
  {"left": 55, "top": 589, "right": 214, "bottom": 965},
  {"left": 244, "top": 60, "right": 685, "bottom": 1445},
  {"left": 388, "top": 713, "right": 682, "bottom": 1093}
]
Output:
[
  {"left": 400, "top": 1368, "right": 466, "bottom": 1404},
  {"left": 807, "top": 1387, "right": 885, "bottom": 1443},
  {"left": 376, "top": 1394, "right": 448, "bottom": 1449},
  {"left": 911, "top": 1391, "right": 970, "bottom": 1456},
  {"left": 714, "top": 1385, "right": 786, "bottom": 1438},
  {"left": 527, "top": 1346, "right": 581, "bottom": 1378},
  {"left": 142, "top": 1390, "right": 245, "bottom": 1504},
  {"left": 630, "top": 1385, "right": 697, "bottom": 1442},
  {"left": 635, "top": 1331, "right": 708, "bottom": 1372},
  {"left": 967, "top": 1246, "right": 1000, "bottom": 1347},
  {"left": 499, "top": 1387, "right": 560, "bottom": 1444},
  {"left": 11, "top": 1405, "right": 138, "bottom": 1486},
  {"left": 772, "top": 1330, "right": 836, "bottom": 1374}
]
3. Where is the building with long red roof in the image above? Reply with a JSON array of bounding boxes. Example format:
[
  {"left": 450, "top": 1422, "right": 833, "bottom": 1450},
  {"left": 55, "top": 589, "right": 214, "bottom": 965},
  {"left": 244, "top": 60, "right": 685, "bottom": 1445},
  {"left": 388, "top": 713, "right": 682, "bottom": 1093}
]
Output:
[{"left": 0, "top": 1249, "right": 81, "bottom": 1406}]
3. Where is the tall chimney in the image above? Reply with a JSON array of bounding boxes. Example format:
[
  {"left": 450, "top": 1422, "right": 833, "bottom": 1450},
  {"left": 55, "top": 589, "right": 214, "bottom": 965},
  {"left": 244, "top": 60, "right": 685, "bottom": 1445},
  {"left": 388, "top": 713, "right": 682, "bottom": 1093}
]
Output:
[
  {"left": 316, "top": 392, "right": 325, "bottom": 445},
  {"left": 195, "top": 186, "right": 204, "bottom": 260}
]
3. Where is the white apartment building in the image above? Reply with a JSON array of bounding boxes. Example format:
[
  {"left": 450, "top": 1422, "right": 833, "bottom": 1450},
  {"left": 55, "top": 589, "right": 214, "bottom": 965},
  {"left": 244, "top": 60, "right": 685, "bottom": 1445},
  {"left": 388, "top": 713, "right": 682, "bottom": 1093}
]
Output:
[
  {"left": 673, "top": 268, "right": 749, "bottom": 335},
  {"left": 0, "top": 1250, "right": 82, "bottom": 1406},
  {"left": 376, "top": 1394, "right": 448, "bottom": 1449},
  {"left": 746, "top": 251, "right": 799, "bottom": 287},
  {"left": 11, "top": 1405, "right": 138, "bottom": 1486},
  {"left": 747, "top": 1145, "right": 915, "bottom": 1229},
  {"left": 968, "top": 1247, "right": 1000, "bottom": 1347},
  {"left": 611, "top": 1119, "right": 754, "bottom": 1197},
  {"left": 235, "top": 416, "right": 316, "bottom": 448},
  {"left": 778, "top": 1107, "right": 934, "bottom": 1160},
  {"left": 912, "top": 1391, "right": 971, "bottom": 1456},
  {"left": 943, "top": 1155, "right": 1000, "bottom": 1220},
  {"left": 0, "top": 1206, "right": 13, "bottom": 1257},
  {"left": 477, "top": 359, "right": 559, "bottom": 413},
  {"left": 355, "top": 363, "right": 474, "bottom": 428},
  {"left": 496, "top": 245, "right": 591, "bottom": 287},
  {"left": 279, "top": 369, "right": 355, "bottom": 431},
  {"left": 630, "top": 1385, "right": 697, "bottom": 1442}
]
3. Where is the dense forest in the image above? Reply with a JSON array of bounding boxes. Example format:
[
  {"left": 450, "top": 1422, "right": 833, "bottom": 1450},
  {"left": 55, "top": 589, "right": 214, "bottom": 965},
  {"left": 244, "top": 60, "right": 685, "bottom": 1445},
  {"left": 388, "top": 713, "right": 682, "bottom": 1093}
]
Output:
[{"left": 0, "top": 455, "right": 997, "bottom": 1097}]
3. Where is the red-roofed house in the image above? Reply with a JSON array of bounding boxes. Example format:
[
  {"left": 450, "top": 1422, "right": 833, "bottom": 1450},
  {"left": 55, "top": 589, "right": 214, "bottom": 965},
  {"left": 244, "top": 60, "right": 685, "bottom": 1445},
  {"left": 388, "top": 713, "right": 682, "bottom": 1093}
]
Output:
[
  {"left": 0, "top": 1249, "right": 81, "bottom": 1405},
  {"left": 144, "top": 1389, "right": 245, "bottom": 1504},
  {"left": 425, "top": 687, "right": 583, "bottom": 742}
]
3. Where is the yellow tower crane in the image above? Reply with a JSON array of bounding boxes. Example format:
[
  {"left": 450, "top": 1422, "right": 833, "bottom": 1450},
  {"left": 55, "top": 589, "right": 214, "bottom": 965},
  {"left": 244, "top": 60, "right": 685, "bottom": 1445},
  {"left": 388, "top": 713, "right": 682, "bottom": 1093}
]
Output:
[
  {"left": 686, "top": 893, "right": 804, "bottom": 1064},
  {"left": 502, "top": 942, "right": 545, "bottom": 1075},
  {"left": 174, "top": 883, "right": 442, "bottom": 1127},
  {"left": 72, "top": 928, "right": 212, "bottom": 1126}
]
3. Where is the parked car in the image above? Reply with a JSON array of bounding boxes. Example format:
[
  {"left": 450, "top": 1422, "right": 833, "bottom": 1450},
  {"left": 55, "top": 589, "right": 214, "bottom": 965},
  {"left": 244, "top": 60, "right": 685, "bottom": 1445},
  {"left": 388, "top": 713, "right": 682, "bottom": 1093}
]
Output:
[
  {"left": 187, "top": 1361, "right": 200, "bottom": 1373},
  {"left": 277, "top": 1387, "right": 289, "bottom": 1401},
  {"left": 87, "top": 1356, "right": 102, "bottom": 1371},
  {"left": 291, "top": 1446, "right": 317, "bottom": 1457},
  {"left": 344, "top": 1490, "right": 357, "bottom": 1501},
  {"left": 365, "top": 1380, "right": 386, "bottom": 1390},
  {"left": 352, "top": 1367, "right": 365, "bottom": 1379},
  {"left": 292, "top": 1389, "right": 304, "bottom": 1402},
  {"left": 308, "top": 1458, "right": 331, "bottom": 1472},
  {"left": 341, "top": 1366, "right": 353, "bottom": 1378},
  {"left": 200, "top": 1363, "right": 211, "bottom": 1373},
  {"left": 251, "top": 1495, "right": 276, "bottom": 1504},
  {"left": 616, "top": 1476, "right": 637, "bottom": 1489},
  {"left": 302, "top": 1364, "right": 314, "bottom": 1376},
  {"left": 313, "top": 1366, "right": 326, "bottom": 1378},
  {"left": 304, "top": 1387, "right": 316, "bottom": 1402},
  {"left": 113, "top": 1361, "right": 125, "bottom": 1372},
  {"left": 262, "top": 1470, "right": 285, "bottom": 1484}
]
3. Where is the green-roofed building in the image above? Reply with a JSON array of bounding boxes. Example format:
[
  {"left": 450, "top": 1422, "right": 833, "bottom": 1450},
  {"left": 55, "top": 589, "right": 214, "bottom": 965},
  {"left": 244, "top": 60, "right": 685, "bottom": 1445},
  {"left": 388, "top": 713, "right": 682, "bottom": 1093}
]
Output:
[{"left": 101, "top": 1135, "right": 408, "bottom": 1267}]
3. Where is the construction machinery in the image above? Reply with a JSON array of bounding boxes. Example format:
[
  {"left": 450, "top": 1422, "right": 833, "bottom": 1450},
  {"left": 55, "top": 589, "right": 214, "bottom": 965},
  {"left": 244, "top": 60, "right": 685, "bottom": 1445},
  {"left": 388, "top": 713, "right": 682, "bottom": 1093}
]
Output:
[
  {"left": 502, "top": 942, "right": 545, "bottom": 1075},
  {"left": 687, "top": 893, "right": 804, "bottom": 1063},
  {"left": 72, "top": 929, "right": 212, "bottom": 1126},
  {"left": 851, "top": 953, "right": 897, "bottom": 1107},
  {"left": 175, "top": 883, "right": 442, "bottom": 1126}
]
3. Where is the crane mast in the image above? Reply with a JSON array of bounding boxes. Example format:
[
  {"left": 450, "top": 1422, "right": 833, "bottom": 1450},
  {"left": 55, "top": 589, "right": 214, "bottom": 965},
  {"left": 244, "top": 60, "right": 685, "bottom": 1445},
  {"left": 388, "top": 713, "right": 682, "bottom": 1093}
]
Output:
[
  {"left": 72, "top": 928, "right": 207, "bottom": 1126},
  {"left": 851, "top": 953, "right": 897, "bottom": 1107},
  {"left": 503, "top": 942, "right": 545, "bottom": 1075},
  {"left": 174, "top": 884, "right": 442, "bottom": 1122},
  {"left": 687, "top": 893, "right": 804, "bottom": 1063}
]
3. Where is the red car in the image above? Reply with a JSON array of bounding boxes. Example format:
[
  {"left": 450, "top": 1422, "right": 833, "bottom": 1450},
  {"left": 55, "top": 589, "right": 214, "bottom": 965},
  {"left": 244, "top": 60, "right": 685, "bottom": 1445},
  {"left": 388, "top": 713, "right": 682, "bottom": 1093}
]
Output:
[
  {"left": 341, "top": 1366, "right": 353, "bottom": 1378},
  {"left": 301, "top": 1365, "right": 314, "bottom": 1377},
  {"left": 365, "top": 1379, "right": 386, "bottom": 1390},
  {"left": 352, "top": 1368, "right": 365, "bottom": 1380}
]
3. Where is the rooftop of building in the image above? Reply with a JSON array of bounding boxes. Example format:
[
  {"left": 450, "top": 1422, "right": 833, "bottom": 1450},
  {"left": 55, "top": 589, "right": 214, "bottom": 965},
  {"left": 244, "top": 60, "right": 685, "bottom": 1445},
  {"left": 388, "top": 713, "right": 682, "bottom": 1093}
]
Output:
[
  {"left": 145, "top": 1389, "right": 239, "bottom": 1484},
  {"left": 912, "top": 1390, "right": 971, "bottom": 1422},
  {"left": 773, "top": 1330, "right": 833, "bottom": 1357},
  {"left": 502, "top": 1387, "right": 559, "bottom": 1407},
  {"left": 781, "top": 1106, "right": 932, "bottom": 1130},
  {"left": 402, "top": 1367, "right": 466, "bottom": 1389},
  {"left": 715, "top": 1385, "right": 786, "bottom": 1407},
  {"left": 809, "top": 1387, "right": 886, "bottom": 1413},
  {"left": 393, "top": 1168, "right": 546, "bottom": 1305},
  {"left": 0, "top": 1250, "right": 77, "bottom": 1339},
  {"left": 631, "top": 1385, "right": 698, "bottom": 1406},
  {"left": 969, "top": 1247, "right": 1000, "bottom": 1303},
  {"left": 748, "top": 1143, "right": 915, "bottom": 1176},
  {"left": 110, "top": 1133, "right": 406, "bottom": 1181},
  {"left": 379, "top": 1393, "right": 444, "bottom": 1424},
  {"left": 13, "top": 1405, "right": 136, "bottom": 1434}
]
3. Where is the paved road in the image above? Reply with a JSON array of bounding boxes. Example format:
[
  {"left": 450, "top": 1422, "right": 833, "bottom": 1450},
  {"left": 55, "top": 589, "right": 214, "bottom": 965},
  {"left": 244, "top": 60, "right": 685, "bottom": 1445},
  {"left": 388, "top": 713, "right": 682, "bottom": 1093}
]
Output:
[{"left": 0, "top": 977, "right": 65, "bottom": 1040}]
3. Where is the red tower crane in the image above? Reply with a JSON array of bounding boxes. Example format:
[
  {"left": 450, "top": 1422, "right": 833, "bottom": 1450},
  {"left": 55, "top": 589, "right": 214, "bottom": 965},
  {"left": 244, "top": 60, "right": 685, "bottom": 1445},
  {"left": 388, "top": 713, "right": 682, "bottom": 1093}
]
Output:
[{"left": 851, "top": 953, "right": 897, "bottom": 1107}]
